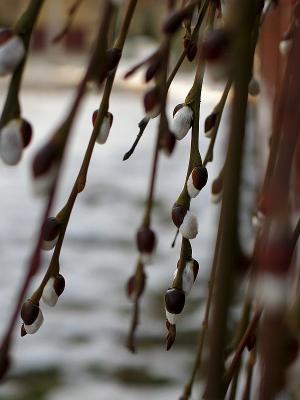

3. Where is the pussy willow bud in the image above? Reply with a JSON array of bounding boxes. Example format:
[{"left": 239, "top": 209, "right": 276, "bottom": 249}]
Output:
[
  {"left": 21, "top": 300, "right": 43, "bottom": 334},
  {"left": 42, "top": 274, "right": 65, "bottom": 306},
  {"left": 173, "top": 259, "right": 199, "bottom": 295},
  {"left": 144, "top": 86, "right": 160, "bottom": 119},
  {"left": 0, "top": 119, "right": 32, "bottom": 166},
  {"left": 145, "top": 56, "right": 162, "bottom": 82},
  {"left": 187, "top": 165, "right": 208, "bottom": 198},
  {"left": 185, "top": 39, "right": 197, "bottom": 62},
  {"left": 172, "top": 105, "right": 193, "bottom": 140},
  {"left": 0, "top": 28, "right": 25, "bottom": 76},
  {"left": 248, "top": 77, "right": 260, "bottom": 97},
  {"left": 165, "top": 287, "right": 185, "bottom": 314},
  {"left": 211, "top": 175, "right": 223, "bottom": 203},
  {"left": 32, "top": 142, "right": 60, "bottom": 196},
  {"left": 92, "top": 110, "right": 113, "bottom": 144},
  {"left": 172, "top": 205, "right": 198, "bottom": 239},
  {"left": 136, "top": 225, "right": 156, "bottom": 262},
  {"left": 163, "top": 7, "right": 193, "bottom": 35},
  {"left": 279, "top": 31, "right": 293, "bottom": 55},
  {"left": 126, "top": 271, "right": 146, "bottom": 301},
  {"left": 99, "top": 48, "right": 122, "bottom": 82},
  {"left": 42, "top": 217, "right": 61, "bottom": 250},
  {"left": 182, "top": 259, "right": 199, "bottom": 294},
  {"left": 202, "top": 28, "right": 231, "bottom": 81},
  {"left": 161, "top": 128, "right": 176, "bottom": 156},
  {"left": 204, "top": 111, "right": 217, "bottom": 138}
]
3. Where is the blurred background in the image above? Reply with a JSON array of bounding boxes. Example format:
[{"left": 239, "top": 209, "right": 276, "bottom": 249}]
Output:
[{"left": 0, "top": 1, "right": 288, "bottom": 399}]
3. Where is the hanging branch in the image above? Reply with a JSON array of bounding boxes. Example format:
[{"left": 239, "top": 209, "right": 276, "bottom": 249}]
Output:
[
  {"left": 204, "top": 0, "right": 262, "bottom": 397},
  {"left": 28, "top": 0, "right": 139, "bottom": 331},
  {"left": 126, "top": 5, "right": 174, "bottom": 353},
  {"left": 257, "top": 3, "right": 300, "bottom": 398},
  {"left": 0, "top": 0, "right": 116, "bottom": 379}
]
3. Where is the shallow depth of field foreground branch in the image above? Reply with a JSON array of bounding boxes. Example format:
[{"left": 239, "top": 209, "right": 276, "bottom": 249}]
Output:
[{"left": 0, "top": 0, "right": 300, "bottom": 399}]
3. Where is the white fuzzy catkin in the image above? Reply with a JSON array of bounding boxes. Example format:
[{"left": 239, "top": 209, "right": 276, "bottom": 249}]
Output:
[
  {"left": 165, "top": 309, "right": 176, "bottom": 325},
  {"left": 33, "top": 163, "right": 58, "bottom": 197},
  {"left": 0, "top": 35, "right": 25, "bottom": 76},
  {"left": 182, "top": 261, "right": 197, "bottom": 294},
  {"left": 96, "top": 116, "right": 111, "bottom": 144},
  {"left": 24, "top": 309, "right": 44, "bottom": 334},
  {"left": 0, "top": 119, "right": 23, "bottom": 165},
  {"left": 187, "top": 173, "right": 199, "bottom": 198},
  {"left": 172, "top": 106, "right": 193, "bottom": 140},
  {"left": 279, "top": 39, "right": 292, "bottom": 56},
  {"left": 252, "top": 273, "right": 288, "bottom": 312},
  {"left": 42, "top": 236, "right": 59, "bottom": 251},
  {"left": 42, "top": 277, "right": 59, "bottom": 306},
  {"left": 179, "top": 210, "right": 198, "bottom": 239}
]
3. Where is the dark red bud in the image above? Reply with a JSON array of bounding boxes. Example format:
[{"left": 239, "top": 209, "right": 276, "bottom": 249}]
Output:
[
  {"left": 32, "top": 142, "right": 59, "bottom": 178},
  {"left": 201, "top": 29, "right": 231, "bottom": 63},
  {"left": 105, "top": 48, "right": 122, "bottom": 72},
  {"left": 161, "top": 129, "right": 176, "bottom": 156},
  {"left": 20, "top": 119, "right": 33, "bottom": 148},
  {"left": 145, "top": 56, "right": 162, "bottom": 82},
  {"left": 191, "top": 166, "right": 208, "bottom": 191},
  {"left": 43, "top": 217, "right": 61, "bottom": 242},
  {"left": 165, "top": 287, "right": 185, "bottom": 314},
  {"left": 212, "top": 176, "right": 223, "bottom": 195},
  {"left": 186, "top": 40, "right": 197, "bottom": 62},
  {"left": 53, "top": 274, "right": 65, "bottom": 296},
  {"left": 126, "top": 272, "right": 146, "bottom": 300},
  {"left": 99, "top": 48, "right": 122, "bottom": 82},
  {"left": 136, "top": 225, "right": 156, "bottom": 254},
  {"left": 92, "top": 109, "right": 98, "bottom": 126},
  {"left": 173, "top": 103, "right": 184, "bottom": 118},
  {"left": 205, "top": 112, "right": 217, "bottom": 133},
  {"left": 21, "top": 300, "right": 39, "bottom": 325},
  {"left": 0, "top": 28, "right": 14, "bottom": 45},
  {"left": 144, "top": 86, "right": 160, "bottom": 114},
  {"left": 172, "top": 204, "right": 188, "bottom": 228},
  {"left": 163, "top": 7, "right": 193, "bottom": 35}
]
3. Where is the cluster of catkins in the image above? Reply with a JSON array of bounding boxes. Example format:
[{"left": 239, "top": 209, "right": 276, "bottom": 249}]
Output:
[{"left": 20, "top": 217, "right": 66, "bottom": 335}]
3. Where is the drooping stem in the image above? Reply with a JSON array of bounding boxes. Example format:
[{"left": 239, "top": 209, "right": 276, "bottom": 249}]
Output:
[
  {"left": 31, "top": 0, "right": 139, "bottom": 303},
  {"left": 0, "top": 1, "right": 116, "bottom": 375},
  {"left": 204, "top": 1, "right": 261, "bottom": 397}
]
